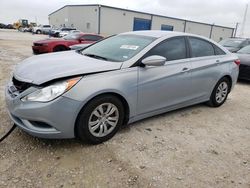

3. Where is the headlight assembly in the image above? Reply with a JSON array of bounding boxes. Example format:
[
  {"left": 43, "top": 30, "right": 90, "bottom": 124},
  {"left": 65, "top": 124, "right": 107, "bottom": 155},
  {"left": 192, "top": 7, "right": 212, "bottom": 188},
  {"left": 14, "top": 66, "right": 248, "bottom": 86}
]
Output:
[{"left": 21, "top": 77, "right": 81, "bottom": 102}]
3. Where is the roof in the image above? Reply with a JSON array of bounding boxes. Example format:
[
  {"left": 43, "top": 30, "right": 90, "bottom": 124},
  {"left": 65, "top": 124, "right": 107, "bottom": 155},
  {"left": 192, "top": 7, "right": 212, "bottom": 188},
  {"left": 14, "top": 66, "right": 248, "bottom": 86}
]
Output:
[
  {"left": 120, "top": 30, "right": 214, "bottom": 41},
  {"left": 120, "top": 30, "right": 192, "bottom": 38},
  {"left": 49, "top": 4, "right": 234, "bottom": 30}
]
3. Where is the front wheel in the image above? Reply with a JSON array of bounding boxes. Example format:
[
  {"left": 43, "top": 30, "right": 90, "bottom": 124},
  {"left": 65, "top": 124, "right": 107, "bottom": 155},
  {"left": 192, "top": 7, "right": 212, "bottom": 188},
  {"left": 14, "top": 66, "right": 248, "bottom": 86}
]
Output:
[
  {"left": 36, "top": 30, "right": 41, "bottom": 34},
  {"left": 207, "top": 77, "right": 231, "bottom": 107},
  {"left": 76, "top": 95, "right": 125, "bottom": 144}
]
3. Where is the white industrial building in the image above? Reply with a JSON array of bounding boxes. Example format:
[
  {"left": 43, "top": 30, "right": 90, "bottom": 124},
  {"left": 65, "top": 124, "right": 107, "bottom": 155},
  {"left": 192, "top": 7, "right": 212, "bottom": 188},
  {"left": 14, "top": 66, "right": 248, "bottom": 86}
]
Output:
[{"left": 49, "top": 4, "right": 235, "bottom": 42}]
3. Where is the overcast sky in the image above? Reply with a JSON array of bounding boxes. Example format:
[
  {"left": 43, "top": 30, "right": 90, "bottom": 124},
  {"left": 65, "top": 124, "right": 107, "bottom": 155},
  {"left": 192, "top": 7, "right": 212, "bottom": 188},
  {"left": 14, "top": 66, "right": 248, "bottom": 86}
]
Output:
[{"left": 1, "top": 0, "right": 250, "bottom": 36}]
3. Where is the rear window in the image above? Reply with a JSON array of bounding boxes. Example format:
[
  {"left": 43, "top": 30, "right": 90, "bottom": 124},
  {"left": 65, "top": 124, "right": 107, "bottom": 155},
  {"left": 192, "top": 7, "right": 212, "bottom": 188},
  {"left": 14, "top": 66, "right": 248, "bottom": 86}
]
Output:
[
  {"left": 219, "top": 39, "right": 244, "bottom": 48},
  {"left": 82, "top": 35, "right": 103, "bottom": 41},
  {"left": 214, "top": 45, "right": 226, "bottom": 55},
  {"left": 189, "top": 37, "right": 215, "bottom": 57}
]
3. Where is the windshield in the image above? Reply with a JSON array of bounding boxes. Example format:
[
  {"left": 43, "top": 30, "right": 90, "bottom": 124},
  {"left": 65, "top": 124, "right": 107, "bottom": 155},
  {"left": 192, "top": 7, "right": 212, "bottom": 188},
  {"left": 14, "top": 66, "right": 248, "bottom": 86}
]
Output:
[
  {"left": 80, "top": 34, "right": 156, "bottom": 62},
  {"left": 63, "top": 33, "right": 81, "bottom": 40},
  {"left": 219, "top": 39, "right": 244, "bottom": 48},
  {"left": 237, "top": 45, "right": 250, "bottom": 54}
]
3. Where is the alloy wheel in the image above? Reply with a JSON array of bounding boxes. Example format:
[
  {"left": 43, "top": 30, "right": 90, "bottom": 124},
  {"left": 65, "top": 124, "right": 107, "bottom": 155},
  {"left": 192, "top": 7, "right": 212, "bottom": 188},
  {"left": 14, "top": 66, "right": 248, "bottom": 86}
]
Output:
[
  {"left": 215, "top": 81, "right": 228, "bottom": 104},
  {"left": 88, "top": 103, "right": 119, "bottom": 137}
]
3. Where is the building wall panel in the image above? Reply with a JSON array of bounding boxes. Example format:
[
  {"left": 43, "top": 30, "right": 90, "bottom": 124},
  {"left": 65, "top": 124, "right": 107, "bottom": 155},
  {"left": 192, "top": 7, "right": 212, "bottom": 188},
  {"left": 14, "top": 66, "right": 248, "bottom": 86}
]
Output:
[
  {"left": 151, "top": 16, "right": 185, "bottom": 31},
  {"left": 68, "top": 6, "right": 99, "bottom": 33},
  {"left": 185, "top": 21, "right": 211, "bottom": 38},
  {"left": 100, "top": 7, "right": 151, "bottom": 35},
  {"left": 49, "top": 7, "right": 69, "bottom": 28},
  {"left": 211, "top": 26, "right": 233, "bottom": 42}
]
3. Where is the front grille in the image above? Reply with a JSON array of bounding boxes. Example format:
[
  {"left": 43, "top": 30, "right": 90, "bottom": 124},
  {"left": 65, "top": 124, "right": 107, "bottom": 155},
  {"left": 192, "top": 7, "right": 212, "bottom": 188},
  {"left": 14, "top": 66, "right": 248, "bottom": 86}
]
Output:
[
  {"left": 12, "top": 77, "right": 32, "bottom": 92},
  {"left": 33, "top": 43, "right": 43, "bottom": 46},
  {"left": 32, "top": 48, "right": 40, "bottom": 54}
]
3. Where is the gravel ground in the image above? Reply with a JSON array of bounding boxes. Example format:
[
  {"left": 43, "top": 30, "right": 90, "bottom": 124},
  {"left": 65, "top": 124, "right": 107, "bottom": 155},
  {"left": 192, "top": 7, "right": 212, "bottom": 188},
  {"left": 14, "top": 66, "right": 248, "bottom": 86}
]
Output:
[{"left": 0, "top": 29, "right": 249, "bottom": 188}]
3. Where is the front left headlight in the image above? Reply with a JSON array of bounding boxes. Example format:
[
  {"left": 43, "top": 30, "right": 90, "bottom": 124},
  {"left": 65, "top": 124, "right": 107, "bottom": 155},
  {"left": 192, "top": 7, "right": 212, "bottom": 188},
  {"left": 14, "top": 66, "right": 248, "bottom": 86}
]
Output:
[{"left": 21, "top": 77, "right": 81, "bottom": 102}]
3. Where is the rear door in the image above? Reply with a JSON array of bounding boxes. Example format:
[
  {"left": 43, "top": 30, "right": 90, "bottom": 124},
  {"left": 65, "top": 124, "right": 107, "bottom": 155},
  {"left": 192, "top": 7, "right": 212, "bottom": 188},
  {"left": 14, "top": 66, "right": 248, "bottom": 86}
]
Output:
[
  {"left": 137, "top": 36, "right": 193, "bottom": 115},
  {"left": 187, "top": 37, "right": 227, "bottom": 100}
]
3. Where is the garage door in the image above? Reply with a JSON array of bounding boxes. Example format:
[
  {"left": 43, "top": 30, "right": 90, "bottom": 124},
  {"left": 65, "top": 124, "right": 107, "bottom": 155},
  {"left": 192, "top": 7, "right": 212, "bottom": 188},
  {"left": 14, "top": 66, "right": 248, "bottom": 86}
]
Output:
[{"left": 133, "top": 18, "right": 151, "bottom": 31}]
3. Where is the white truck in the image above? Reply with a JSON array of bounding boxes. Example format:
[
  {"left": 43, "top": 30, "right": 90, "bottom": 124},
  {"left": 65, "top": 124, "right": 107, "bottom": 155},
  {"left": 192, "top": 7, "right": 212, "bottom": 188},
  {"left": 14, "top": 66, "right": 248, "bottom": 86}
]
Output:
[{"left": 32, "top": 25, "right": 52, "bottom": 34}]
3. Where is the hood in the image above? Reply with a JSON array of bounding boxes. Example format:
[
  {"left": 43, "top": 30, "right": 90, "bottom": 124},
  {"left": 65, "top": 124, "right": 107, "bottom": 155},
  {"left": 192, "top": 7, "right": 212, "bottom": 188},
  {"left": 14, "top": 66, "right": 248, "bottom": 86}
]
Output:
[
  {"left": 224, "top": 46, "right": 240, "bottom": 53},
  {"left": 236, "top": 53, "right": 250, "bottom": 66},
  {"left": 14, "top": 51, "right": 122, "bottom": 85}
]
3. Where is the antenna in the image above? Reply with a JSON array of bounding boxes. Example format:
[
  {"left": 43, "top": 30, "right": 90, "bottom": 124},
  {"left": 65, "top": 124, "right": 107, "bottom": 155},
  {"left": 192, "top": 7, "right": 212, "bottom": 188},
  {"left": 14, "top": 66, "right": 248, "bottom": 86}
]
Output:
[{"left": 240, "top": 4, "right": 248, "bottom": 37}]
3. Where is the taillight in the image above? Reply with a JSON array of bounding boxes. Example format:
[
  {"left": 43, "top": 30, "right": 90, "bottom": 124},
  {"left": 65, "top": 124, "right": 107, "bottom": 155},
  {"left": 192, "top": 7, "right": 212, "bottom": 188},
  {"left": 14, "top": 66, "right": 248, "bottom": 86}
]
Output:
[{"left": 234, "top": 59, "right": 240, "bottom": 66}]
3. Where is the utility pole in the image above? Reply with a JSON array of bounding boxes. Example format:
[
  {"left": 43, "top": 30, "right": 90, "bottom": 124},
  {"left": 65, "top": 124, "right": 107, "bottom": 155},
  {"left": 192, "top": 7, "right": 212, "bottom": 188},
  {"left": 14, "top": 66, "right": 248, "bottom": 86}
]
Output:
[
  {"left": 234, "top": 22, "right": 239, "bottom": 37},
  {"left": 240, "top": 4, "right": 248, "bottom": 37}
]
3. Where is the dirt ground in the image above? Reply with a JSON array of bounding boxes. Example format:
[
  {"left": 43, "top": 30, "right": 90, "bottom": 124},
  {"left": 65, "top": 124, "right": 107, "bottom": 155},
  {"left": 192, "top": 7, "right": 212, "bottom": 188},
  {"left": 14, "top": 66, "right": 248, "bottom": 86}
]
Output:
[{"left": 0, "top": 29, "right": 249, "bottom": 188}]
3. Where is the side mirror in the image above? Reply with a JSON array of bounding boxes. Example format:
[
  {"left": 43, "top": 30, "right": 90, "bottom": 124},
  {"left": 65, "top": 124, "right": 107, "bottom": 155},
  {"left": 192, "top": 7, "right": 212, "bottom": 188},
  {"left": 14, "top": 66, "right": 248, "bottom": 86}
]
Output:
[{"left": 141, "top": 55, "right": 166, "bottom": 67}]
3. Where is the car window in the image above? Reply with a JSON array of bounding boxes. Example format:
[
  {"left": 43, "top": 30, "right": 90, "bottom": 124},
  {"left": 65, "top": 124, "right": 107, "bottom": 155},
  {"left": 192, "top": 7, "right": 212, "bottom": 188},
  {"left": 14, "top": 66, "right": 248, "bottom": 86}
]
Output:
[
  {"left": 240, "top": 40, "right": 249, "bottom": 48},
  {"left": 219, "top": 39, "right": 244, "bottom": 48},
  {"left": 63, "top": 33, "right": 82, "bottom": 40},
  {"left": 145, "top": 37, "right": 187, "bottom": 61},
  {"left": 62, "top": 28, "right": 73, "bottom": 31},
  {"left": 82, "top": 35, "right": 103, "bottom": 41},
  {"left": 81, "top": 34, "right": 156, "bottom": 62},
  {"left": 213, "top": 45, "right": 226, "bottom": 55},
  {"left": 237, "top": 45, "right": 250, "bottom": 54},
  {"left": 189, "top": 37, "right": 215, "bottom": 57},
  {"left": 43, "top": 25, "right": 51, "bottom": 28}
]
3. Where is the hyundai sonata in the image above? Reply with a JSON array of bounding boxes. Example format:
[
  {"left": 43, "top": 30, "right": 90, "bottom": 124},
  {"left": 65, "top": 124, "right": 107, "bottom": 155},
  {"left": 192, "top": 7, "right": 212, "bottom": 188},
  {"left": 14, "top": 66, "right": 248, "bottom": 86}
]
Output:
[{"left": 5, "top": 31, "right": 239, "bottom": 144}]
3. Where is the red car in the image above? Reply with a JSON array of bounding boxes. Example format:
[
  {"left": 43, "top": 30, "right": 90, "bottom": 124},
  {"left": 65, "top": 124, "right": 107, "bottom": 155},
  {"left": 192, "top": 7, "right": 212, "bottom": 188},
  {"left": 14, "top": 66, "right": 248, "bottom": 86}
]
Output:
[{"left": 32, "top": 33, "right": 103, "bottom": 54}]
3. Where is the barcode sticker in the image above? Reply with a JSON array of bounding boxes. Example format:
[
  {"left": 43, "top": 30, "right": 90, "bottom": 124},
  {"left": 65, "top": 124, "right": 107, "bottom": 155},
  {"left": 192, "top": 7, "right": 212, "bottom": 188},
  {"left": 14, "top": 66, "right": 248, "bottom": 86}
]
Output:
[{"left": 120, "top": 45, "right": 139, "bottom": 50}]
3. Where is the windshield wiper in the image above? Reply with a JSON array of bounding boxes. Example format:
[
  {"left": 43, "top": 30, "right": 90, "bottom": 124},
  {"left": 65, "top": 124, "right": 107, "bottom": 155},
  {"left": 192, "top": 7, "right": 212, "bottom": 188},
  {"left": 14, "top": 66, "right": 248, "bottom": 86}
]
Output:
[{"left": 84, "top": 53, "right": 108, "bottom": 61}]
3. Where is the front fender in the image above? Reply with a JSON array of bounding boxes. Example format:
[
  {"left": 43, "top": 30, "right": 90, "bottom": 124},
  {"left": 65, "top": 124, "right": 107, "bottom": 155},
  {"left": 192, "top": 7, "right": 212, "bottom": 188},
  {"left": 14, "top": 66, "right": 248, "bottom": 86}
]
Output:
[{"left": 64, "top": 67, "right": 138, "bottom": 120}]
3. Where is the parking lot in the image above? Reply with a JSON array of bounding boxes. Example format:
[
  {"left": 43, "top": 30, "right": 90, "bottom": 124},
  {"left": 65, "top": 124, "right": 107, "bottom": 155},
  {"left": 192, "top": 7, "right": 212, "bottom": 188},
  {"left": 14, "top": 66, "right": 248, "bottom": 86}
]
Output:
[{"left": 0, "top": 29, "right": 249, "bottom": 188}]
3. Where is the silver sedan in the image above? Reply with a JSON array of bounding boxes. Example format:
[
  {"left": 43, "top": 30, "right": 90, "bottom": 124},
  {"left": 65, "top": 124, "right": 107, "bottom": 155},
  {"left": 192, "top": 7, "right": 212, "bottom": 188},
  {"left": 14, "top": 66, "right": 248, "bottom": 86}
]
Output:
[{"left": 5, "top": 31, "right": 239, "bottom": 144}]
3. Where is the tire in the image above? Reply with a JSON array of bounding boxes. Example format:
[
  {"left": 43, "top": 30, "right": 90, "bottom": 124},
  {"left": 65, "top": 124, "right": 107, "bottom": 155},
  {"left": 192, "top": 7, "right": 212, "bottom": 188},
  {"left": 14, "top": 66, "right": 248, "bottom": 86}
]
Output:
[
  {"left": 36, "top": 30, "right": 41, "bottom": 34},
  {"left": 53, "top": 45, "right": 67, "bottom": 52},
  {"left": 76, "top": 95, "right": 125, "bottom": 144},
  {"left": 207, "top": 77, "right": 231, "bottom": 107}
]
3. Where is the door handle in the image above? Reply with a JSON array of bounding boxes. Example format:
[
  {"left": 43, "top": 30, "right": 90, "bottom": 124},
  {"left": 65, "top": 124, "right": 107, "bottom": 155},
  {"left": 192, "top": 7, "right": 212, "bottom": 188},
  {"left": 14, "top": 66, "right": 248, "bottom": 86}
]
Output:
[{"left": 181, "top": 67, "right": 190, "bottom": 73}]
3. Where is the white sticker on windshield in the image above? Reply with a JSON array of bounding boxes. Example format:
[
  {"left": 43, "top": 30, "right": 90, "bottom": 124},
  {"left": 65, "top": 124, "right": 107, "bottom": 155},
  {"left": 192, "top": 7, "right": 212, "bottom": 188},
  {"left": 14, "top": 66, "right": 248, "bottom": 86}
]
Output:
[{"left": 120, "top": 45, "right": 139, "bottom": 50}]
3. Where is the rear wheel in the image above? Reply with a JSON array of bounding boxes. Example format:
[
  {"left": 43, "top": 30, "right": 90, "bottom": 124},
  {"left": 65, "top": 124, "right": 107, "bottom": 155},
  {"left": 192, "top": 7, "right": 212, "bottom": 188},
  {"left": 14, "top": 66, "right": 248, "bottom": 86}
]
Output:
[
  {"left": 36, "top": 30, "right": 41, "bottom": 34},
  {"left": 76, "top": 95, "right": 124, "bottom": 144},
  {"left": 53, "top": 45, "right": 67, "bottom": 52},
  {"left": 207, "top": 77, "right": 231, "bottom": 107}
]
